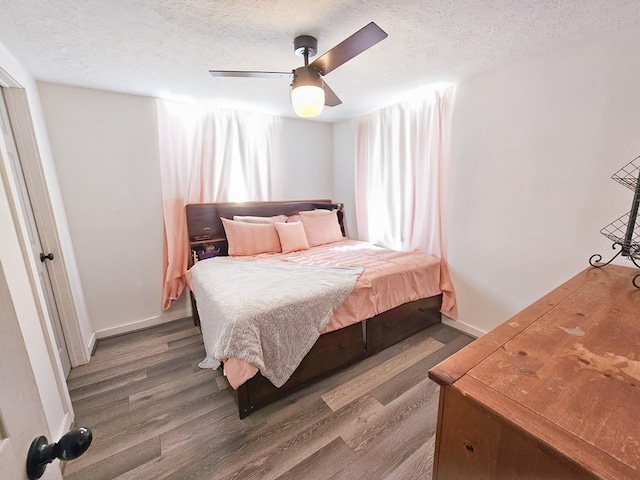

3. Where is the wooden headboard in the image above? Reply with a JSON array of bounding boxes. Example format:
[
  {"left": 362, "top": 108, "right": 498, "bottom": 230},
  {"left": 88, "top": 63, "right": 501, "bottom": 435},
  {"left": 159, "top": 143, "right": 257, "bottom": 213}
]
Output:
[{"left": 186, "top": 199, "right": 345, "bottom": 262}]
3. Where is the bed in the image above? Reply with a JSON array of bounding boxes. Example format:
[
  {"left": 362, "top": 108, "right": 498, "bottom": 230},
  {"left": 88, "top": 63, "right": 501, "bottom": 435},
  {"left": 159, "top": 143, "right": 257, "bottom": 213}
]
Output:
[{"left": 186, "top": 199, "right": 455, "bottom": 418}]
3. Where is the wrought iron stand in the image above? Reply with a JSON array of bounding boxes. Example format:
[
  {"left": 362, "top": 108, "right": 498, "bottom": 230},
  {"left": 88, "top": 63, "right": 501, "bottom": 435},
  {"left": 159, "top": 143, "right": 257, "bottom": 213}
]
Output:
[{"left": 589, "top": 156, "right": 640, "bottom": 288}]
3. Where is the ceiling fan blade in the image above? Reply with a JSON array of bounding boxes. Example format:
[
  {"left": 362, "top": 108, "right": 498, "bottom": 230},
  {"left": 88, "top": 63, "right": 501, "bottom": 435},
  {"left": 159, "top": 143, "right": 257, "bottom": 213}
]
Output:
[
  {"left": 323, "top": 81, "right": 342, "bottom": 107},
  {"left": 209, "top": 70, "right": 292, "bottom": 79},
  {"left": 309, "top": 22, "right": 388, "bottom": 76}
]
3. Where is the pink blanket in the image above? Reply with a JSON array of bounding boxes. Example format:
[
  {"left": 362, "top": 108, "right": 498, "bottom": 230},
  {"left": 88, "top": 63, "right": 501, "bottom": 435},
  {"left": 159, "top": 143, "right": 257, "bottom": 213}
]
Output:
[{"left": 194, "top": 240, "right": 455, "bottom": 388}]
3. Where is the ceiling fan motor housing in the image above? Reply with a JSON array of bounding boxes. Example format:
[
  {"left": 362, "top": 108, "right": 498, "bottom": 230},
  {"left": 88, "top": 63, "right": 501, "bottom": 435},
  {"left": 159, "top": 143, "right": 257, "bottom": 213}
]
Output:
[
  {"left": 291, "top": 66, "right": 323, "bottom": 89},
  {"left": 294, "top": 35, "right": 318, "bottom": 58}
]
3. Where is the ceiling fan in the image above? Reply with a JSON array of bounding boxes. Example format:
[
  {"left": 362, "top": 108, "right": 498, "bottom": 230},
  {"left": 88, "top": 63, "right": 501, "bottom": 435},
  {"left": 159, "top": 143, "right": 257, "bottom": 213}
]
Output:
[{"left": 208, "top": 22, "right": 388, "bottom": 118}]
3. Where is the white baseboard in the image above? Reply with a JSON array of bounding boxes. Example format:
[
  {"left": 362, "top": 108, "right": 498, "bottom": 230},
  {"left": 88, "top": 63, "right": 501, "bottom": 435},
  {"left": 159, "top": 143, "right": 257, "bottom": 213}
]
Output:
[
  {"left": 87, "top": 331, "right": 97, "bottom": 356},
  {"left": 442, "top": 316, "right": 487, "bottom": 338},
  {"left": 94, "top": 307, "right": 192, "bottom": 340}
]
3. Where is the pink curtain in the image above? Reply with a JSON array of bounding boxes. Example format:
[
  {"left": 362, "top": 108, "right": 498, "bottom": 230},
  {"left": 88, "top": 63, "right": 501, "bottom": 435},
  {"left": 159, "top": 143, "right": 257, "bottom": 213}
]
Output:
[
  {"left": 355, "top": 86, "right": 458, "bottom": 319},
  {"left": 157, "top": 100, "right": 280, "bottom": 309}
]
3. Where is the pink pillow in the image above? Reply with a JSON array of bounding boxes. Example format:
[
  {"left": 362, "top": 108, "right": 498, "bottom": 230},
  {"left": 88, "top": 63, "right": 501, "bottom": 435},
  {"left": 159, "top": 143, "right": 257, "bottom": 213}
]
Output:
[
  {"left": 274, "top": 221, "right": 310, "bottom": 254},
  {"left": 287, "top": 209, "right": 332, "bottom": 223},
  {"left": 221, "top": 218, "right": 281, "bottom": 256},
  {"left": 299, "top": 210, "right": 344, "bottom": 247}
]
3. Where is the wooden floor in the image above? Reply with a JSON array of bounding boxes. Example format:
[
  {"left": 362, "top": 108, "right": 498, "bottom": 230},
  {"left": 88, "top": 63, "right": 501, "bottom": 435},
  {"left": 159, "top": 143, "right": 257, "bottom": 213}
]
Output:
[{"left": 63, "top": 318, "right": 474, "bottom": 480}]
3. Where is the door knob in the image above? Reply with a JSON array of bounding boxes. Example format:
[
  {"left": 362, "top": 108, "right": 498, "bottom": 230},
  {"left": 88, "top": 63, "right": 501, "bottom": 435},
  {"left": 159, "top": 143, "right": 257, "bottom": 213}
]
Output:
[
  {"left": 39, "top": 252, "right": 54, "bottom": 262},
  {"left": 26, "top": 427, "right": 92, "bottom": 479}
]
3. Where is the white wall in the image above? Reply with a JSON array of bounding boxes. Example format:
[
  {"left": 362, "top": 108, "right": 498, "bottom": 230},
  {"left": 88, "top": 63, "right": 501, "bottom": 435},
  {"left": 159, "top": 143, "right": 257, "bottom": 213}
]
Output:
[
  {"left": 37, "top": 83, "right": 335, "bottom": 336},
  {"left": 447, "top": 26, "right": 640, "bottom": 333},
  {"left": 37, "top": 83, "right": 186, "bottom": 337},
  {"left": 274, "top": 117, "right": 334, "bottom": 201},
  {"left": 0, "top": 40, "right": 75, "bottom": 455}
]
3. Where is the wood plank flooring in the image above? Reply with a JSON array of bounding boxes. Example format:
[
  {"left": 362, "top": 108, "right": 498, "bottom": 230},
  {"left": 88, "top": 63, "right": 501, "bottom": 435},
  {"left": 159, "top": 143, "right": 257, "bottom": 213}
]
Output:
[{"left": 63, "top": 318, "right": 474, "bottom": 480}]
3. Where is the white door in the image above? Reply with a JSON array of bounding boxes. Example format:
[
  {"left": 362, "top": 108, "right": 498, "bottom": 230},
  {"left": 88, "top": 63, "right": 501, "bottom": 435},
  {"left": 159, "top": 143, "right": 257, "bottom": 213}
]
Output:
[
  {"left": 0, "top": 261, "right": 62, "bottom": 480},
  {"left": 0, "top": 90, "right": 71, "bottom": 377}
]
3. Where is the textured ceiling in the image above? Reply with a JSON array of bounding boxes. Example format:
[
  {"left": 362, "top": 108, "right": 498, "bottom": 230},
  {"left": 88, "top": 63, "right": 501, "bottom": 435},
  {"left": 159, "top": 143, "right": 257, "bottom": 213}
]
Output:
[{"left": 1, "top": 1, "right": 640, "bottom": 122}]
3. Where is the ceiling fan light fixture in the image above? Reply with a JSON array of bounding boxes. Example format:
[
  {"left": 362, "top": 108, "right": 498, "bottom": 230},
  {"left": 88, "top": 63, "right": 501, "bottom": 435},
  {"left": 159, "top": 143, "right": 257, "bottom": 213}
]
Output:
[
  {"left": 209, "top": 23, "right": 388, "bottom": 117},
  {"left": 291, "top": 85, "right": 325, "bottom": 117},
  {"left": 290, "top": 67, "right": 325, "bottom": 118}
]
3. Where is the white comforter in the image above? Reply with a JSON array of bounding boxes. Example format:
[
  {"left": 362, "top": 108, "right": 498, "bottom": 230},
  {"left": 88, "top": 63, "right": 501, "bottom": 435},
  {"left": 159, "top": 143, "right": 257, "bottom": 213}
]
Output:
[{"left": 191, "top": 257, "right": 362, "bottom": 387}]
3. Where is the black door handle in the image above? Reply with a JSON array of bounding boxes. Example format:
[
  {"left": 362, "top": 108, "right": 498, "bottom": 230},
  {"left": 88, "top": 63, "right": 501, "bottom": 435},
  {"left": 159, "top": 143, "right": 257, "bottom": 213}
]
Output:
[
  {"left": 39, "top": 252, "right": 54, "bottom": 262},
  {"left": 26, "top": 427, "right": 92, "bottom": 479}
]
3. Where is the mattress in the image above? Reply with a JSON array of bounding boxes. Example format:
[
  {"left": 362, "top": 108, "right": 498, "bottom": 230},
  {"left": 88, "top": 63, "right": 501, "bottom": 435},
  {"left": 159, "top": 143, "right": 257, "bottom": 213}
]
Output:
[{"left": 191, "top": 239, "right": 453, "bottom": 388}]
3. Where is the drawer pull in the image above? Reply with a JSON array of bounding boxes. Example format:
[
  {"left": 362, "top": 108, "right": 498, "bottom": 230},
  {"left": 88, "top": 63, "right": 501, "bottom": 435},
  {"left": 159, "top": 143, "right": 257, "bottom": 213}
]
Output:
[{"left": 464, "top": 442, "right": 474, "bottom": 453}]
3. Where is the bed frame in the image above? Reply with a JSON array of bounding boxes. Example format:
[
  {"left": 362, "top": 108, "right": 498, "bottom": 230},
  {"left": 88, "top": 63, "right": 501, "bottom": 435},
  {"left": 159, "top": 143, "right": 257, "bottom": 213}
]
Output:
[{"left": 186, "top": 199, "right": 443, "bottom": 418}]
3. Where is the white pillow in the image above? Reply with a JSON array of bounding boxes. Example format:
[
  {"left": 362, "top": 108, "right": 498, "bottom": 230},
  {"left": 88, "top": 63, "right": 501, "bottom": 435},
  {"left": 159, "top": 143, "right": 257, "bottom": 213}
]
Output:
[{"left": 233, "top": 214, "right": 288, "bottom": 224}]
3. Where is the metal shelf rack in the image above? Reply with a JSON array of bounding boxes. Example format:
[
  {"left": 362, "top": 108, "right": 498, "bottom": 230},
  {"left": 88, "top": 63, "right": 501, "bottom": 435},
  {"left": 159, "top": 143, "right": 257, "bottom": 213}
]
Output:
[{"left": 589, "top": 155, "right": 640, "bottom": 287}]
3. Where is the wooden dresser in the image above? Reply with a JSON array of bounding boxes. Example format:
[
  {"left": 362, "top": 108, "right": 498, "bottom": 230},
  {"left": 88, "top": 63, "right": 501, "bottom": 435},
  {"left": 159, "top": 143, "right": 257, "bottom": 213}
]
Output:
[{"left": 429, "top": 265, "right": 640, "bottom": 479}]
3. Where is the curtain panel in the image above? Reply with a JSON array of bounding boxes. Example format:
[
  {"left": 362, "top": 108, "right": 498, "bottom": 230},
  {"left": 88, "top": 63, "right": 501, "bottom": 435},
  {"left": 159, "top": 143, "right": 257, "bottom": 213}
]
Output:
[
  {"left": 157, "top": 100, "right": 280, "bottom": 309},
  {"left": 355, "top": 87, "right": 457, "bottom": 318}
]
